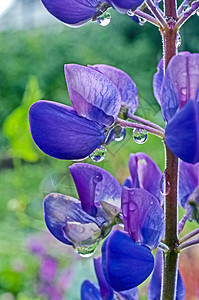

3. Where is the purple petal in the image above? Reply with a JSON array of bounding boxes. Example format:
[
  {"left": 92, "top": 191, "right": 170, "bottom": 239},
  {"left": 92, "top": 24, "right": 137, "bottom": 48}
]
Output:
[
  {"left": 39, "top": 256, "right": 58, "bottom": 283},
  {"left": 119, "top": 287, "right": 139, "bottom": 300},
  {"left": 29, "top": 101, "right": 105, "bottom": 160},
  {"left": 43, "top": 193, "right": 103, "bottom": 246},
  {"left": 65, "top": 64, "right": 121, "bottom": 126},
  {"left": 161, "top": 52, "right": 199, "bottom": 121},
  {"left": 94, "top": 257, "right": 114, "bottom": 300},
  {"left": 122, "top": 188, "right": 165, "bottom": 249},
  {"left": 147, "top": 250, "right": 185, "bottom": 300},
  {"left": 102, "top": 230, "right": 154, "bottom": 291},
  {"left": 165, "top": 100, "right": 199, "bottom": 164},
  {"left": 129, "top": 153, "right": 163, "bottom": 204},
  {"left": 179, "top": 161, "right": 199, "bottom": 208},
  {"left": 153, "top": 58, "right": 163, "bottom": 105},
  {"left": 69, "top": 163, "right": 121, "bottom": 217},
  {"left": 41, "top": 0, "right": 100, "bottom": 27},
  {"left": 81, "top": 280, "right": 102, "bottom": 300},
  {"left": 92, "top": 64, "right": 139, "bottom": 115},
  {"left": 110, "top": 0, "right": 145, "bottom": 11},
  {"left": 122, "top": 177, "right": 133, "bottom": 189}
]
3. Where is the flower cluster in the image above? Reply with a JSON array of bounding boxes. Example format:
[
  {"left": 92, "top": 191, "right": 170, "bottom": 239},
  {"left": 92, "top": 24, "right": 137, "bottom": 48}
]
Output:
[
  {"left": 154, "top": 52, "right": 199, "bottom": 164},
  {"left": 29, "top": 64, "right": 138, "bottom": 160}
]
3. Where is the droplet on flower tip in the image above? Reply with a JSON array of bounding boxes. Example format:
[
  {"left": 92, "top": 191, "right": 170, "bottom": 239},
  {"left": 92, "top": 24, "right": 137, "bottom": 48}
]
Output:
[
  {"left": 89, "top": 146, "right": 106, "bottom": 162},
  {"left": 197, "top": 8, "right": 199, "bottom": 16},
  {"left": 138, "top": 17, "right": 146, "bottom": 26},
  {"left": 176, "top": 33, "right": 181, "bottom": 48},
  {"left": 114, "top": 125, "right": 126, "bottom": 142},
  {"left": 133, "top": 128, "right": 148, "bottom": 144},
  {"left": 74, "top": 242, "right": 99, "bottom": 258},
  {"left": 97, "top": 12, "right": 111, "bottom": 26},
  {"left": 160, "top": 172, "right": 171, "bottom": 196}
]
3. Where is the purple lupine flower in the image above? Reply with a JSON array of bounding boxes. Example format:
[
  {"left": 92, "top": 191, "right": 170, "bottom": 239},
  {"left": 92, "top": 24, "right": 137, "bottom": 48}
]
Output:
[
  {"left": 29, "top": 64, "right": 138, "bottom": 161},
  {"left": 153, "top": 52, "right": 199, "bottom": 164},
  {"left": 43, "top": 163, "right": 121, "bottom": 253},
  {"left": 179, "top": 160, "right": 199, "bottom": 223},
  {"left": 41, "top": 0, "right": 145, "bottom": 27},
  {"left": 101, "top": 230, "right": 154, "bottom": 291},
  {"left": 147, "top": 250, "right": 185, "bottom": 300},
  {"left": 81, "top": 256, "right": 138, "bottom": 299},
  {"left": 123, "top": 153, "right": 163, "bottom": 204},
  {"left": 39, "top": 256, "right": 58, "bottom": 283},
  {"left": 122, "top": 188, "right": 165, "bottom": 250}
]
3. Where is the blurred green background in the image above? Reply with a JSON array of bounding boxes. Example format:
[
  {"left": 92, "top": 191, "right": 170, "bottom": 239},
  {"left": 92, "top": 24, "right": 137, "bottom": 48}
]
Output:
[{"left": 0, "top": 1, "right": 199, "bottom": 299}]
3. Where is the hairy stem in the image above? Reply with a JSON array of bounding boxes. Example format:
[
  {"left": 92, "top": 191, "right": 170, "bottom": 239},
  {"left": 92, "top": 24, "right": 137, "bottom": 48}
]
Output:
[
  {"left": 161, "top": 0, "right": 179, "bottom": 298},
  {"left": 175, "top": 1, "right": 199, "bottom": 29},
  {"left": 117, "top": 118, "right": 164, "bottom": 138},
  {"left": 179, "top": 228, "right": 199, "bottom": 244},
  {"left": 178, "top": 238, "right": 199, "bottom": 250},
  {"left": 133, "top": 9, "right": 160, "bottom": 27},
  {"left": 178, "top": 206, "right": 192, "bottom": 234},
  {"left": 146, "top": 0, "right": 169, "bottom": 28},
  {"left": 128, "top": 113, "right": 165, "bottom": 132}
]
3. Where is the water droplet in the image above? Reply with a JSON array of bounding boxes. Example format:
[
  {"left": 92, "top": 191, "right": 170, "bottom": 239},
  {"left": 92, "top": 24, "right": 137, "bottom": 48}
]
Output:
[
  {"left": 133, "top": 128, "right": 148, "bottom": 144},
  {"left": 89, "top": 146, "right": 106, "bottom": 162},
  {"left": 180, "top": 87, "right": 187, "bottom": 96},
  {"left": 176, "top": 33, "right": 181, "bottom": 48},
  {"left": 138, "top": 17, "right": 146, "bottom": 26},
  {"left": 74, "top": 241, "right": 99, "bottom": 258},
  {"left": 127, "top": 10, "right": 134, "bottom": 17},
  {"left": 183, "top": 4, "right": 190, "bottom": 12},
  {"left": 114, "top": 125, "right": 126, "bottom": 142},
  {"left": 97, "top": 11, "right": 111, "bottom": 26},
  {"left": 197, "top": 8, "right": 199, "bottom": 16},
  {"left": 93, "top": 173, "right": 103, "bottom": 183},
  {"left": 160, "top": 173, "right": 171, "bottom": 196}
]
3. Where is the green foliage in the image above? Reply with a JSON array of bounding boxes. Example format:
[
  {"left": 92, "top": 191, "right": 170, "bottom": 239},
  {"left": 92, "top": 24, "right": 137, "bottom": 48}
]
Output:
[{"left": 3, "top": 77, "right": 41, "bottom": 162}]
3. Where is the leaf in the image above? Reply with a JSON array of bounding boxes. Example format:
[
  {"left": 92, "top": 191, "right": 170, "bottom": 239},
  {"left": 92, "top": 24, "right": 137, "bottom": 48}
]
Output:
[{"left": 3, "top": 76, "right": 42, "bottom": 162}]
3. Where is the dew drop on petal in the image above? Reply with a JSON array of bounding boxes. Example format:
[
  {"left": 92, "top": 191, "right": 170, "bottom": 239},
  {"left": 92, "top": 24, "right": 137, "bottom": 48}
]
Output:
[
  {"left": 180, "top": 87, "right": 187, "bottom": 96},
  {"left": 74, "top": 242, "right": 99, "bottom": 258},
  {"left": 133, "top": 128, "right": 148, "bottom": 144},
  {"left": 176, "top": 33, "right": 181, "bottom": 48},
  {"left": 114, "top": 125, "right": 126, "bottom": 142},
  {"left": 97, "top": 12, "right": 111, "bottom": 26},
  {"left": 197, "top": 8, "right": 199, "bottom": 16},
  {"left": 93, "top": 173, "right": 103, "bottom": 183},
  {"left": 89, "top": 146, "right": 106, "bottom": 162},
  {"left": 160, "top": 172, "right": 171, "bottom": 196}
]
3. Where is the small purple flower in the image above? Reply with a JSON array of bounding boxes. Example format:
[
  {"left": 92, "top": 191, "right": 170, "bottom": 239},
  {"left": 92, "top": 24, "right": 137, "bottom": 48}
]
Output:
[
  {"left": 41, "top": 0, "right": 145, "bottom": 27},
  {"left": 179, "top": 160, "right": 199, "bottom": 223},
  {"left": 43, "top": 163, "right": 121, "bottom": 251},
  {"left": 122, "top": 153, "right": 165, "bottom": 249},
  {"left": 29, "top": 64, "right": 138, "bottom": 160},
  {"left": 147, "top": 250, "right": 185, "bottom": 300},
  {"left": 154, "top": 52, "right": 199, "bottom": 164},
  {"left": 123, "top": 153, "right": 163, "bottom": 204},
  {"left": 122, "top": 188, "right": 165, "bottom": 250},
  {"left": 39, "top": 256, "right": 58, "bottom": 283},
  {"left": 81, "top": 256, "right": 139, "bottom": 299},
  {"left": 101, "top": 230, "right": 154, "bottom": 291}
]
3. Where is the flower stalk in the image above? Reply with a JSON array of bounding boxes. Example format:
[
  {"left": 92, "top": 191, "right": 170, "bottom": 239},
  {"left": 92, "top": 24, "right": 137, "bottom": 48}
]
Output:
[
  {"left": 161, "top": 0, "right": 179, "bottom": 298},
  {"left": 117, "top": 118, "right": 164, "bottom": 138}
]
